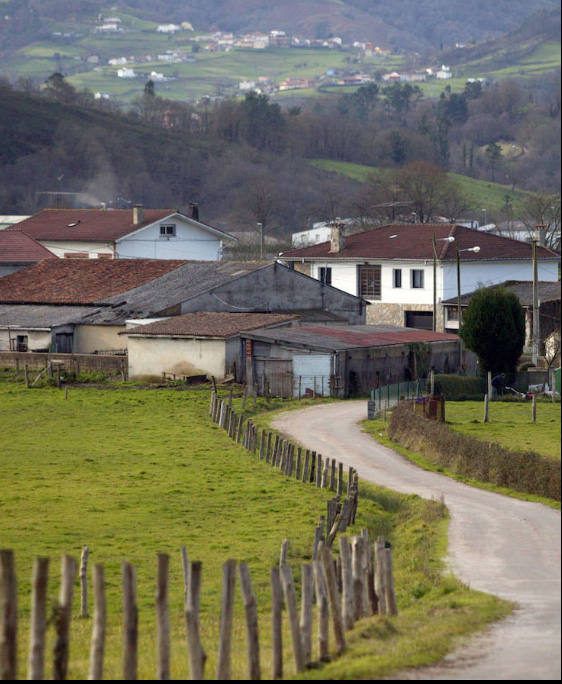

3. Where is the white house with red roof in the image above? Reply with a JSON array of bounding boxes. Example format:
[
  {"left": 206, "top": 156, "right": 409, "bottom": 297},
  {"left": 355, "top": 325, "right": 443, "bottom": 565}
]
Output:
[
  {"left": 8, "top": 205, "right": 236, "bottom": 261},
  {"left": 280, "top": 223, "right": 560, "bottom": 331}
]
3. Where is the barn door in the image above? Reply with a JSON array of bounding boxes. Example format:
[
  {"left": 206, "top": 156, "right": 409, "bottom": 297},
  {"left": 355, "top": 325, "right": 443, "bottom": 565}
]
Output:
[{"left": 292, "top": 354, "right": 331, "bottom": 397}]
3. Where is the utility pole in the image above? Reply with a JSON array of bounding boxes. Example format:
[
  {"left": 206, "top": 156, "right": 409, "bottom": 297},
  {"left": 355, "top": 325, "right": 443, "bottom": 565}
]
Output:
[
  {"left": 433, "top": 233, "right": 437, "bottom": 332},
  {"left": 532, "top": 237, "right": 539, "bottom": 366},
  {"left": 257, "top": 222, "right": 264, "bottom": 260}
]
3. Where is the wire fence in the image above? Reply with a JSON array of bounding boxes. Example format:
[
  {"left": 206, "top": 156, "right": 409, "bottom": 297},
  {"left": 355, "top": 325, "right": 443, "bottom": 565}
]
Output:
[{"left": 368, "top": 378, "right": 429, "bottom": 417}]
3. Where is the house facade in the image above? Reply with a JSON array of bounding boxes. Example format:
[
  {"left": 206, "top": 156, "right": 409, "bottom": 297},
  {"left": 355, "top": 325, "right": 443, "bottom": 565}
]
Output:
[
  {"left": 280, "top": 224, "right": 560, "bottom": 331},
  {"left": 8, "top": 206, "right": 235, "bottom": 261}
]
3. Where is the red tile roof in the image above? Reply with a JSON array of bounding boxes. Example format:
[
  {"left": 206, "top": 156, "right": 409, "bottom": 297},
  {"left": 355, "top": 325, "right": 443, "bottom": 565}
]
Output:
[
  {"left": 7, "top": 208, "right": 176, "bottom": 242},
  {"left": 0, "top": 231, "right": 57, "bottom": 263},
  {"left": 0, "top": 259, "right": 188, "bottom": 304},
  {"left": 124, "top": 312, "right": 299, "bottom": 338},
  {"left": 281, "top": 224, "right": 559, "bottom": 261}
]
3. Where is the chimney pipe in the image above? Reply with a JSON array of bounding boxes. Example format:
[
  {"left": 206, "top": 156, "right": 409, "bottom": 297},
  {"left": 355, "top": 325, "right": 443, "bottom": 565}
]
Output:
[
  {"left": 133, "top": 204, "right": 144, "bottom": 226},
  {"left": 329, "top": 222, "right": 345, "bottom": 253},
  {"left": 189, "top": 202, "right": 200, "bottom": 221}
]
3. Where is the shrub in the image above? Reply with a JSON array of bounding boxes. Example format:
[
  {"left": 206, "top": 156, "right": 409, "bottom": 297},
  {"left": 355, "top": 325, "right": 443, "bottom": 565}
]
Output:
[
  {"left": 433, "top": 374, "right": 486, "bottom": 401},
  {"left": 388, "top": 401, "right": 560, "bottom": 501}
]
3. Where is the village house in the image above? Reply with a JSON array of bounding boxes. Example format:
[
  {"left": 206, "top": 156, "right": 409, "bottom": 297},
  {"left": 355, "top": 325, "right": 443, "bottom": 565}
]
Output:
[
  {"left": 279, "top": 223, "right": 560, "bottom": 332},
  {"left": 0, "top": 259, "right": 366, "bottom": 354},
  {"left": 8, "top": 206, "right": 236, "bottom": 261},
  {"left": 0, "top": 231, "right": 56, "bottom": 277}
]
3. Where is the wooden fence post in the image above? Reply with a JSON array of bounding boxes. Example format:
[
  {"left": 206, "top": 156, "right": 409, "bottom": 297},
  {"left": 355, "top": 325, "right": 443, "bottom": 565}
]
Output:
[
  {"left": 483, "top": 393, "right": 489, "bottom": 423},
  {"left": 316, "top": 454, "right": 323, "bottom": 488},
  {"left": 259, "top": 431, "right": 266, "bottom": 460},
  {"left": 239, "top": 563, "right": 260, "bottom": 681},
  {"left": 300, "top": 565, "right": 313, "bottom": 667},
  {"left": 156, "top": 553, "right": 170, "bottom": 681},
  {"left": 0, "top": 549, "right": 17, "bottom": 681},
  {"left": 312, "top": 560, "right": 330, "bottom": 662},
  {"left": 185, "top": 561, "right": 206, "bottom": 681},
  {"left": 383, "top": 547, "right": 398, "bottom": 616},
  {"left": 28, "top": 557, "right": 49, "bottom": 681},
  {"left": 122, "top": 561, "right": 138, "bottom": 681},
  {"left": 296, "top": 448, "right": 302, "bottom": 480},
  {"left": 24, "top": 363, "right": 30, "bottom": 388},
  {"left": 280, "top": 564, "right": 305, "bottom": 674},
  {"left": 54, "top": 554, "right": 78, "bottom": 681},
  {"left": 374, "top": 539, "right": 387, "bottom": 616},
  {"left": 337, "top": 462, "right": 343, "bottom": 497},
  {"left": 302, "top": 451, "right": 310, "bottom": 483},
  {"left": 320, "top": 545, "right": 346, "bottom": 655},
  {"left": 216, "top": 559, "right": 237, "bottom": 680},
  {"left": 532, "top": 394, "right": 537, "bottom": 423},
  {"left": 338, "top": 537, "right": 354, "bottom": 631},
  {"left": 279, "top": 539, "right": 289, "bottom": 568},
  {"left": 362, "top": 530, "right": 377, "bottom": 615},
  {"left": 309, "top": 452, "right": 316, "bottom": 484},
  {"left": 88, "top": 564, "right": 106, "bottom": 681},
  {"left": 330, "top": 459, "right": 336, "bottom": 491},
  {"left": 270, "top": 567, "right": 283, "bottom": 680},
  {"left": 80, "top": 546, "right": 89, "bottom": 619},
  {"left": 351, "top": 536, "right": 364, "bottom": 621},
  {"left": 266, "top": 432, "right": 272, "bottom": 463}
]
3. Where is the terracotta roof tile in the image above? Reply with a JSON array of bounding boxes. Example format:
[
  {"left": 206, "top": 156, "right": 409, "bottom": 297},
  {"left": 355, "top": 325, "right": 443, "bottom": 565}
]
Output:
[
  {"left": 0, "top": 259, "right": 188, "bottom": 304},
  {"left": 124, "top": 312, "right": 299, "bottom": 338},
  {"left": 0, "top": 231, "right": 57, "bottom": 263},
  {"left": 281, "top": 224, "right": 559, "bottom": 261},
  {"left": 8, "top": 208, "right": 177, "bottom": 242}
]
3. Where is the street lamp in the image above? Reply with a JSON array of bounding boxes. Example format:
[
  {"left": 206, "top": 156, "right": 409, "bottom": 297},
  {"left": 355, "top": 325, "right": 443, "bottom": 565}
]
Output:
[
  {"left": 456, "top": 243, "right": 480, "bottom": 369},
  {"left": 481, "top": 208, "right": 487, "bottom": 227},
  {"left": 432, "top": 234, "right": 455, "bottom": 332}
]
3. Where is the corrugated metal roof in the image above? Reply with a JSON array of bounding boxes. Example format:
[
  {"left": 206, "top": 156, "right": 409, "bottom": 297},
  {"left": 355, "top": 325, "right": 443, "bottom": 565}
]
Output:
[
  {"left": 443, "top": 280, "right": 561, "bottom": 307},
  {"left": 243, "top": 324, "right": 458, "bottom": 351}
]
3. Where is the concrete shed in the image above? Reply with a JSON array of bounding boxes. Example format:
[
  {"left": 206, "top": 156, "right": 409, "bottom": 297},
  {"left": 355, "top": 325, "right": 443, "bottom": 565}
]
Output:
[
  {"left": 240, "top": 325, "right": 465, "bottom": 398},
  {"left": 122, "top": 312, "right": 298, "bottom": 381}
]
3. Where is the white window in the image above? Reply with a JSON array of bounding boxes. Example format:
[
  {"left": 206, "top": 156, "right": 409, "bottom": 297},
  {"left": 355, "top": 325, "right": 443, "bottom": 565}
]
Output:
[
  {"left": 160, "top": 224, "right": 176, "bottom": 237},
  {"left": 411, "top": 269, "right": 424, "bottom": 289}
]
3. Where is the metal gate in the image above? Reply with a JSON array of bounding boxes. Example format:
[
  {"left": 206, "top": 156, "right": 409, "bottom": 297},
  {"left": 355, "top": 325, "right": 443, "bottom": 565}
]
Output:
[
  {"left": 254, "top": 358, "right": 293, "bottom": 398},
  {"left": 292, "top": 354, "right": 332, "bottom": 397}
]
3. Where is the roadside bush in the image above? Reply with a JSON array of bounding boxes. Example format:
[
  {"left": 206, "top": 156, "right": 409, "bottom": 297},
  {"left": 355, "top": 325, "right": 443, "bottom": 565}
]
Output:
[
  {"left": 388, "top": 401, "right": 561, "bottom": 501},
  {"left": 433, "top": 374, "right": 486, "bottom": 401}
]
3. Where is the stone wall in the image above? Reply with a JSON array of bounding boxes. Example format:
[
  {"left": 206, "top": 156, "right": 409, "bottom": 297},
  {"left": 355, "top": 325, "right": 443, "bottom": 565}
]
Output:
[
  {"left": 366, "top": 302, "right": 445, "bottom": 330},
  {"left": 0, "top": 351, "right": 127, "bottom": 374}
]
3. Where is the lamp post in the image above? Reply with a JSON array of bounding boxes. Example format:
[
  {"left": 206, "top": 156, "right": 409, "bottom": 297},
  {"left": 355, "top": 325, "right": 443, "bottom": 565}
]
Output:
[
  {"left": 433, "top": 234, "right": 455, "bottom": 332},
  {"left": 456, "top": 243, "right": 480, "bottom": 369},
  {"left": 481, "top": 208, "right": 487, "bottom": 227}
]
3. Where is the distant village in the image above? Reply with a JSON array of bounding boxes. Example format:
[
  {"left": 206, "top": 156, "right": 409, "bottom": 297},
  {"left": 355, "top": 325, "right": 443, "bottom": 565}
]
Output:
[{"left": 50, "top": 14, "right": 487, "bottom": 103}]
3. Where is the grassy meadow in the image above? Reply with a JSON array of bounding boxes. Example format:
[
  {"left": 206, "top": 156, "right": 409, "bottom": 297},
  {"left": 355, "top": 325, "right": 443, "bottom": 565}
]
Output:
[
  {"left": 310, "top": 159, "right": 534, "bottom": 216},
  {"left": 445, "top": 400, "right": 561, "bottom": 460},
  {"left": 0, "top": 376, "right": 511, "bottom": 679}
]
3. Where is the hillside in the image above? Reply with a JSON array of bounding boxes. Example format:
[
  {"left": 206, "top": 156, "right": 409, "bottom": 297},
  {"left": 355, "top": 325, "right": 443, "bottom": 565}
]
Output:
[{"left": 0, "top": 0, "right": 558, "bottom": 57}]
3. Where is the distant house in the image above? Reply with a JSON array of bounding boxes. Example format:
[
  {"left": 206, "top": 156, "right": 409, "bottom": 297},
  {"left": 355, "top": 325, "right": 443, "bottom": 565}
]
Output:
[
  {"left": 436, "top": 65, "right": 452, "bottom": 79},
  {"left": 279, "top": 223, "right": 560, "bottom": 332},
  {"left": 0, "top": 231, "right": 56, "bottom": 277},
  {"left": 156, "top": 24, "right": 181, "bottom": 33},
  {"left": 122, "top": 312, "right": 299, "bottom": 380},
  {"left": 8, "top": 206, "right": 236, "bottom": 261},
  {"left": 382, "top": 72, "right": 401, "bottom": 83},
  {"left": 0, "top": 259, "right": 367, "bottom": 354},
  {"left": 117, "top": 68, "right": 136, "bottom": 78}
]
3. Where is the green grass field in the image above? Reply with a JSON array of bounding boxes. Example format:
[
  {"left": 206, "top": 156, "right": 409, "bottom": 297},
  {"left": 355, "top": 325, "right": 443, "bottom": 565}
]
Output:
[
  {"left": 0, "top": 377, "right": 510, "bottom": 679},
  {"left": 310, "top": 159, "right": 533, "bottom": 216},
  {"left": 445, "top": 400, "right": 561, "bottom": 460}
]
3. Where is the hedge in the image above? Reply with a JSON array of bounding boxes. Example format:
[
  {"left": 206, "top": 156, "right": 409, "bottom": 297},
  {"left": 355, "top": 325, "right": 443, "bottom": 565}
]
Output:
[
  {"left": 433, "top": 374, "right": 487, "bottom": 401},
  {"left": 388, "top": 401, "right": 561, "bottom": 501}
]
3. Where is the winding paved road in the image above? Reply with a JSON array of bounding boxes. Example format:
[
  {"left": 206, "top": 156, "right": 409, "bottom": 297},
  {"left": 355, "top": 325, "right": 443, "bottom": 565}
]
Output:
[{"left": 272, "top": 401, "right": 561, "bottom": 680}]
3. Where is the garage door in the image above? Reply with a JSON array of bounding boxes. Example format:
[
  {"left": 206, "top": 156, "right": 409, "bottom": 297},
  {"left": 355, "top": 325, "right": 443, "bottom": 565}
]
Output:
[
  {"left": 405, "top": 311, "right": 434, "bottom": 330},
  {"left": 292, "top": 354, "right": 331, "bottom": 397}
]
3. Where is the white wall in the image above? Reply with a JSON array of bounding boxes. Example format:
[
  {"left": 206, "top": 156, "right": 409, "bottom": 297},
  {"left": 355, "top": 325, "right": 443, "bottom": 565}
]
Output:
[
  {"left": 441, "top": 261, "right": 559, "bottom": 302},
  {"left": 311, "top": 259, "right": 559, "bottom": 304},
  {"left": 0, "top": 328, "right": 51, "bottom": 351},
  {"left": 74, "top": 325, "right": 124, "bottom": 353},
  {"left": 38, "top": 241, "right": 114, "bottom": 258},
  {"left": 127, "top": 336, "right": 227, "bottom": 379},
  {"left": 116, "top": 217, "right": 223, "bottom": 260}
]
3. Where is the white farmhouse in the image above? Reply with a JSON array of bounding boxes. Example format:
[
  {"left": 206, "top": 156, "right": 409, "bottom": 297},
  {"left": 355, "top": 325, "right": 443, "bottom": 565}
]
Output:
[
  {"left": 280, "top": 223, "right": 560, "bottom": 332},
  {"left": 436, "top": 64, "right": 452, "bottom": 79},
  {"left": 8, "top": 206, "right": 236, "bottom": 261},
  {"left": 117, "top": 67, "right": 136, "bottom": 78},
  {"left": 156, "top": 24, "right": 180, "bottom": 33}
]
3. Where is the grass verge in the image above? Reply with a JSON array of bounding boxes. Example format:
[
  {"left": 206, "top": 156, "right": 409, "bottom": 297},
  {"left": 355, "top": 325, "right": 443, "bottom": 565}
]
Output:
[{"left": 0, "top": 378, "right": 511, "bottom": 679}]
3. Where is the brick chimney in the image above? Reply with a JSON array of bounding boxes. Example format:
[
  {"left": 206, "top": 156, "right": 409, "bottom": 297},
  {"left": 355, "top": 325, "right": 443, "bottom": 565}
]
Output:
[
  {"left": 329, "top": 222, "right": 345, "bottom": 253},
  {"left": 133, "top": 204, "right": 144, "bottom": 226}
]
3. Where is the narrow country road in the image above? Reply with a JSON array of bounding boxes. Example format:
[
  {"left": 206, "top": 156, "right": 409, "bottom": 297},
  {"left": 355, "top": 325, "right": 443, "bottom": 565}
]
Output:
[{"left": 272, "top": 401, "right": 561, "bottom": 681}]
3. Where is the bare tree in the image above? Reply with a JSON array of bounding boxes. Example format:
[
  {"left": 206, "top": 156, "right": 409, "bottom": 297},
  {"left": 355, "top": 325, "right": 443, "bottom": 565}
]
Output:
[{"left": 520, "top": 192, "right": 561, "bottom": 251}]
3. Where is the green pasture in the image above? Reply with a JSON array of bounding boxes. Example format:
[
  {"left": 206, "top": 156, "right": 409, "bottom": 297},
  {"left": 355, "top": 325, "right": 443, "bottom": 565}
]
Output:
[
  {"left": 445, "top": 400, "right": 561, "bottom": 460},
  {"left": 310, "top": 159, "right": 533, "bottom": 216},
  {"left": 0, "top": 377, "right": 510, "bottom": 679}
]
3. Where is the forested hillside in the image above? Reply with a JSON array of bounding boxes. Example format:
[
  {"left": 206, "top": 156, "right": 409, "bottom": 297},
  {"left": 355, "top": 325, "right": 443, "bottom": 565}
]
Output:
[
  {"left": 0, "top": 0, "right": 558, "bottom": 53},
  {"left": 0, "top": 65, "right": 559, "bottom": 238}
]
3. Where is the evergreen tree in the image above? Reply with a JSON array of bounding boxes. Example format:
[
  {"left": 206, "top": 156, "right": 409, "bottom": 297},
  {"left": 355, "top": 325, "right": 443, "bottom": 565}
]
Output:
[{"left": 460, "top": 286, "right": 525, "bottom": 374}]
